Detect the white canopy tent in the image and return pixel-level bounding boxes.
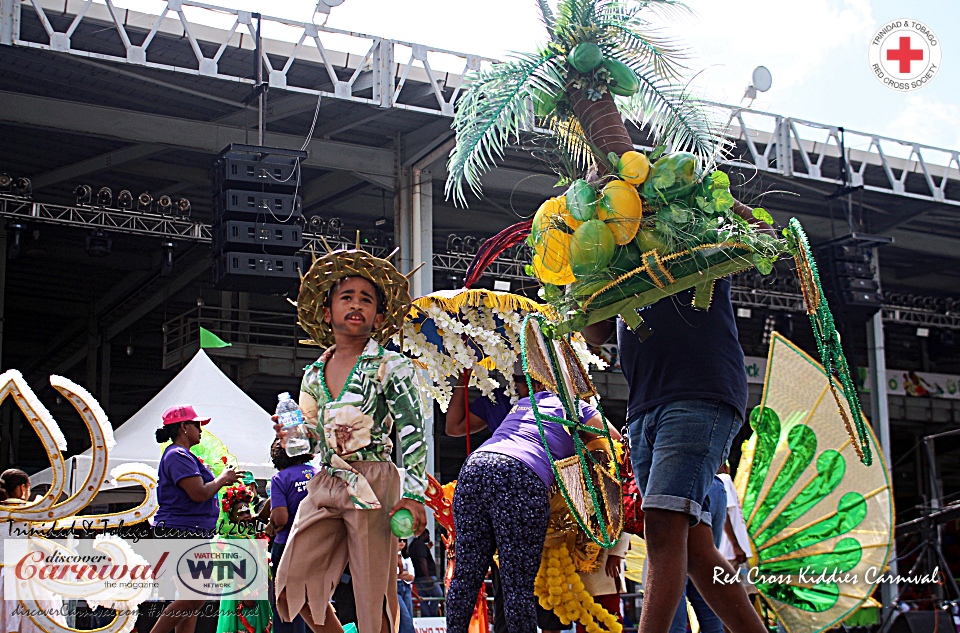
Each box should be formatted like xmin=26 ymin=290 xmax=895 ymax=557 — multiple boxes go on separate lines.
xmin=33 ymin=350 xmax=277 ymax=493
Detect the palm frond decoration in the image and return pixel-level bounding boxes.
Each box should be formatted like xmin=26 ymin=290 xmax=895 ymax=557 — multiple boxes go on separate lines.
xmin=445 ymin=52 xmax=566 ymax=204
xmin=445 ymin=0 xmax=723 ymax=205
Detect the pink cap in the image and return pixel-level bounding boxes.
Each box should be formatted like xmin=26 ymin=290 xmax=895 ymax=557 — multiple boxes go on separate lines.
xmin=161 ymin=404 xmax=211 ymax=426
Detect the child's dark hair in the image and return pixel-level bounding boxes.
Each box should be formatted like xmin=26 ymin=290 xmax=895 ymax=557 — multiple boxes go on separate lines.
xmin=0 ymin=469 xmax=29 ymax=499
xmin=155 ymin=424 xmax=184 ymax=444
xmin=324 ymin=276 xmax=386 ymax=314
xmin=271 ymin=438 xmax=313 ymax=470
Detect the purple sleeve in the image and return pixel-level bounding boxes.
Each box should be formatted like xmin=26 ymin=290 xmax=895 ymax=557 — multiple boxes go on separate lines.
xmin=578 ymin=401 xmax=600 ymax=424
xmin=167 ymin=448 xmax=203 ymax=485
xmin=270 ymin=472 xmax=289 ymax=509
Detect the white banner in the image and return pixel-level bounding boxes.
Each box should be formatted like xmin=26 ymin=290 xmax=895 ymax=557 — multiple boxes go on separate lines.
xmin=413 ymin=617 xmax=446 ymax=633
xmin=3 ymin=537 xmax=268 ymax=603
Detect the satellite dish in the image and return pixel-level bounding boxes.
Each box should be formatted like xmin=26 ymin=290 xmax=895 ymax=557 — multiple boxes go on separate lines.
xmin=751 ymin=66 xmax=773 ymax=93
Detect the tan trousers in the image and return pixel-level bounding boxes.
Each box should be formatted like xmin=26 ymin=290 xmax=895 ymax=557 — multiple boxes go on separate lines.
xmin=276 ymin=461 xmax=400 ymax=633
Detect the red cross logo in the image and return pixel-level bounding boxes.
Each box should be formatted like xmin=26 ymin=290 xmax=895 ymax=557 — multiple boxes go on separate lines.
xmin=886 ymin=36 xmax=924 ymax=73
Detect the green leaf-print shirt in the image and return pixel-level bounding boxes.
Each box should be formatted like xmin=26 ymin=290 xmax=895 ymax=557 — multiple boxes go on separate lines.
xmin=300 ymin=338 xmax=427 ymax=509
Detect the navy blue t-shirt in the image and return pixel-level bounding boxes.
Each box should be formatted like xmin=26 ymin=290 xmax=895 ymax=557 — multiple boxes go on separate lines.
xmin=617 ymin=277 xmax=748 ymax=421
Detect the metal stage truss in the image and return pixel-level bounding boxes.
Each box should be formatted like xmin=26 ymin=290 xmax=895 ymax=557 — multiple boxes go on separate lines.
xmin=3 ymin=193 xmax=959 ymax=329
xmin=3 ymin=0 xmax=960 ymax=209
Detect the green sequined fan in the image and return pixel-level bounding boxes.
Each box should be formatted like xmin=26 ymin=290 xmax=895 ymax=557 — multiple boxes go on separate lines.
xmin=734 ymin=334 xmax=893 ymax=633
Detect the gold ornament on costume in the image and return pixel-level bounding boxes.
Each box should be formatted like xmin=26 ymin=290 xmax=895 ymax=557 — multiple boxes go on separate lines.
xmin=0 ymin=370 xmax=159 ymax=633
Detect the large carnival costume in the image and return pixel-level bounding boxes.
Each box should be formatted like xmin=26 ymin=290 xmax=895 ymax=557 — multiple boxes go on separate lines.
xmin=435 ymin=1 xmax=884 ymax=631
xmin=275 ymin=246 xmax=427 ymax=633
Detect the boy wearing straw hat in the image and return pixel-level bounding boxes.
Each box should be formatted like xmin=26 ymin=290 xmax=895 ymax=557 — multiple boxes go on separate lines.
xmin=275 ymin=247 xmax=428 ymax=633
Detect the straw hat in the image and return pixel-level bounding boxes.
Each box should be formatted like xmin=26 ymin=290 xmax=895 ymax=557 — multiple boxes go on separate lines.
xmin=297 ymin=245 xmax=414 ymax=348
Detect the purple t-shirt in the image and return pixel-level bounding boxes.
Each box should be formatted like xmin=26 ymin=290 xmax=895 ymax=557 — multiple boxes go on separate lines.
xmin=270 ymin=464 xmax=315 ymax=544
xmin=154 ymin=444 xmax=219 ymax=531
xmin=470 ymin=389 xmax=513 ymax=429
xmin=475 ymin=392 xmax=599 ymax=490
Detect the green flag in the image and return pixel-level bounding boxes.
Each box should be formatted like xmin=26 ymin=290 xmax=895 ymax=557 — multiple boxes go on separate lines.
xmin=200 ymin=327 xmax=231 ymax=349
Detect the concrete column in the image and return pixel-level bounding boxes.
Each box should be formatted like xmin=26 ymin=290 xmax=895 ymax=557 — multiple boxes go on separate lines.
xmin=411 ymin=167 xmax=433 ymax=299
xmin=395 ymin=166 xmax=413 ymax=275
xmin=867 ymin=305 xmax=897 ymax=616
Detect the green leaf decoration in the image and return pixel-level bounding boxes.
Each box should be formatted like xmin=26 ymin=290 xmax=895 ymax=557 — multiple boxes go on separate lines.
xmin=709 ymin=170 xmax=731 ymax=190
xmin=753 ymin=253 xmax=774 ymax=275
xmin=752 ymin=207 xmax=774 ymax=225
xmin=651 ymin=168 xmax=676 ymax=190
xmin=711 ymin=189 xmax=735 ymax=212
xmin=649 ymin=145 xmax=667 ymax=161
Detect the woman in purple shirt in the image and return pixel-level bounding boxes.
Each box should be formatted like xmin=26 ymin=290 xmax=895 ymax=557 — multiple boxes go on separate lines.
xmin=150 ymin=405 xmax=240 ymax=633
xmin=444 ymin=383 xmax=619 ymax=633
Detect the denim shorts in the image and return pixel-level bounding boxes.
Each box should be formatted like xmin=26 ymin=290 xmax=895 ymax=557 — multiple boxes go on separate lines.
xmin=629 ymin=399 xmax=743 ymax=526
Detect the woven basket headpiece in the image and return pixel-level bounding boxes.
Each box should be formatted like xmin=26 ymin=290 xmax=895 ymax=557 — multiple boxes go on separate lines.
xmin=297 ymin=248 xmax=412 ymax=348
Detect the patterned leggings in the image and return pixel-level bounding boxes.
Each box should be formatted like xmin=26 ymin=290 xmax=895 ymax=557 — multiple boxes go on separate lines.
xmin=446 ymin=451 xmax=550 ymax=633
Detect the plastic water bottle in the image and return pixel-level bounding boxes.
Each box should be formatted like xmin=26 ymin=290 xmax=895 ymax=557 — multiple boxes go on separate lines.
xmin=277 ymin=393 xmax=309 ymax=457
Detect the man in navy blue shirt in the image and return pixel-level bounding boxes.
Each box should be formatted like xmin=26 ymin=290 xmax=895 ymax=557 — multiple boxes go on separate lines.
xmin=584 ymin=204 xmax=768 ymax=633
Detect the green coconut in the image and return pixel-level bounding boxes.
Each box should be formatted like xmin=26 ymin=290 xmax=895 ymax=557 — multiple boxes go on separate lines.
xmin=566 ymin=179 xmax=599 ymax=222
xmin=602 ymin=58 xmax=640 ymax=96
xmin=569 ymin=219 xmax=616 ymax=278
xmin=568 ymin=43 xmax=603 ymax=73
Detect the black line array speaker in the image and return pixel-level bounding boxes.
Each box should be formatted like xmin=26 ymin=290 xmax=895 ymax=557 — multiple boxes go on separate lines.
xmin=818 ymin=240 xmax=883 ymax=323
xmin=212 ymin=144 xmax=307 ymax=292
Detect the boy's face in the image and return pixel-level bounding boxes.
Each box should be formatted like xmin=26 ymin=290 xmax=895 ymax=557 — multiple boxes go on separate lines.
xmin=323 ymin=276 xmax=384 ymax=339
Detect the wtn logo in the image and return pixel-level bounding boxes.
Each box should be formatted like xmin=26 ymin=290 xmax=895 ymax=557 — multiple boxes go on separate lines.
xmin=185 ymin=560 xmax=247 ymax=581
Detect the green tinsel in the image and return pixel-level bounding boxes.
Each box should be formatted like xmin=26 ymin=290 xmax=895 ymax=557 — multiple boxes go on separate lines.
xmin=787 ymin=218 xmax=872 ymax=466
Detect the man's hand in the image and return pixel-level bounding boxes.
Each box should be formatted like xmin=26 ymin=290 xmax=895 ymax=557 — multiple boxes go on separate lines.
xmin=390 ymin=498 xmax=427 ymax=535
xmin=733 ymin=544 xmax=748 ymax=566
xmin=605 ymin=554 xmax=623 ymax=580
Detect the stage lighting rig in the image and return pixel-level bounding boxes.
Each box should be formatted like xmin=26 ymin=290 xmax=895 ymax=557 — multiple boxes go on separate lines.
xmin=117 ymin=190 xmax=134 ymax=210
xmin=308 ymin=216 xmax=325 ymax=233
xmin=0 ymin=174 xmax=11 ymax=191
xmin=138 ymin=192 xmax=153 ymax=211
xmin=75 ymin=185 xmax=92 ymax=205
xmin=12 ymin=177 xmax=31 ymax=197
xmin=446 ymin=234 xmax=462 ymax=254
xmin=177 ymin=198 xmax=192 ymax=218
xmin=326 ymin=217 xmax=342 ymax=238
xmin=97 ymin=187 xmax=112 ymax=207
xmin=158 ymin=195 xmax=173 ymax=214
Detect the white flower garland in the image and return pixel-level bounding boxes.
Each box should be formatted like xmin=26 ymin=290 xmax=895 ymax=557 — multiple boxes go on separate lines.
xmin=394 ymin=306 xmax=605 ymax=411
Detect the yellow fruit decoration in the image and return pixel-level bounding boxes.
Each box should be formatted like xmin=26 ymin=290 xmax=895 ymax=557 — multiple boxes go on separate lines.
xmin=533 ymin=230 xmax=576 ymax=286
xmin=532 ymin=197 xmax=581 ymax=245
xmin=598 ymin=180 xmax=643 ymax=245
xmin=617 ymin=150 xmax=650 ymax=185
